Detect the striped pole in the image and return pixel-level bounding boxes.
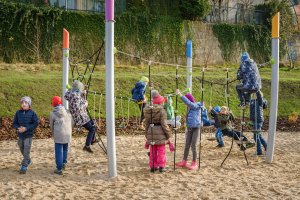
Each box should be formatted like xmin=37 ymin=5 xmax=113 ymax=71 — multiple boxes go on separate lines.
xmin=62 ymin=28 xmax=69 ymax=110
xmin=105 ymin=0 xmax=117 ymax=178
xmin=186 ymin=40 xmax=192 ymax=92
xmin=266 ymin=12 xmax=280 ymax=163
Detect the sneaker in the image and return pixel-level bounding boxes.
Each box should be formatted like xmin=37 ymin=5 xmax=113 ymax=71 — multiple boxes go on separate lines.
xmin=238 ymin=102 xmax=246 ymax=107
xmin=175 ymin=160 xmax=187 ymax=167
xmin=54 ymin=169 xmax=63 ymax=175
xmin=186 ymin=161 xmax=198 ymax=170
xmin=216 ymin=144 xmax=224 ymax=148
xmin=246 ymin=142 xmax=255 ymax=149
xmin=62 ymin=163 xmax=67 ymax=170
xmin=83 ymin=145 xmax=93 ymax=153
xmin=159 ymin=167 xmax=167 ymax=173
xmin=19 ymin=165 xmax=27 ymax=174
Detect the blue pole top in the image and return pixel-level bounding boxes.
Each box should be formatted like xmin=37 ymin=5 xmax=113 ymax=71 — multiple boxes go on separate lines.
xmin=186 ymin=40 xmax=192 ymax=58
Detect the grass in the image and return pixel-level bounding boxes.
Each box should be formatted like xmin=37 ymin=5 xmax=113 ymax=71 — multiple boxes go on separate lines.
xmin=0 ymin=63 xmax=300 ymax=119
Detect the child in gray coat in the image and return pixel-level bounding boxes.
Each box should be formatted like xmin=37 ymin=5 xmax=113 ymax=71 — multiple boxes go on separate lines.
xmin=50 ymin=96 xmax=73 ymax=175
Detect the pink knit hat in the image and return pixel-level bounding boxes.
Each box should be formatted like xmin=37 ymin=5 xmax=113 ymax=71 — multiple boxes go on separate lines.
xmin=185 ymin=93 xmax=195 ymax=103
xmin=153 ymin=95 xmax=165 ymax=105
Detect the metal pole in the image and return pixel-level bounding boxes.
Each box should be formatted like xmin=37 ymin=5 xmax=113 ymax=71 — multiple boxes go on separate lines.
xmin=186 ymin=40 xmax=192 ymax=92
xmin=105 ymin=0 xmax=117 ymax=178
xmin=62 ymin=28 xmax=69 ymax=110
xmin=266 ymin=12 xmax=280 ymax=163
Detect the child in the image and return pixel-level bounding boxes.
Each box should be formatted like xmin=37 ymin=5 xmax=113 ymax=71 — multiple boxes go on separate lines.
xmin=50 ymin=96 xmax=73 ymax=175
xmin=236 ymin=52 xmax=262 ymax=107
xmin=175 ymin=90 xmax=202 ymax=170
xmin=210 ymin=106 xmax=224 ymax=148
xmin=216 ymin=106 xmax=255 ymax=150
xmin=131 ymin=76 xmax=149 ymax=130
xmin=13 ymin=96 xmax=39 ymax=174
xmin=144 ymin=93 xmax=172 ymax=173
xmin=64 ymin=80 xmax=96 ymax=153
xmin=249 ymin=91 xmax=268 ymax=156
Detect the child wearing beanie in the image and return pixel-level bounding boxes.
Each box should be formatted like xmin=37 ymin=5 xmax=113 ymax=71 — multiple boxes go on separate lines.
xmin=50 ymin=96 xmax=73 ymax=175
xmin=65 ymin=80 xmax=97 ymax=153
xmin=175 ymin=90 xmax=202 ymax=170
xmin=143 ymin=91 xmax=173 ymax=173
xmin=13 ymin=96 xmax=39 ymax=174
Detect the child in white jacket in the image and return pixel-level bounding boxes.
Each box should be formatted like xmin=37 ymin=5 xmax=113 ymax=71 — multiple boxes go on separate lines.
xmin=50 ymin=96 xmax=73 ymax=175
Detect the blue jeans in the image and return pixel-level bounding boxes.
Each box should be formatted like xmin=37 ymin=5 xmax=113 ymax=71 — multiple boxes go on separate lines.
xmin=55 ymin=143 xmax=68 ymax=171
xmin=253 ymin=122 xmax=267 ymax=155
xmin=215 ymin=128 xmax=224 ymax=146
xmin=83 ymin=120 xmax=96 ymax=146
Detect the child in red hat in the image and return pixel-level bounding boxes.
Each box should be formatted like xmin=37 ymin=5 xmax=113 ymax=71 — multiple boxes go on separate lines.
xmin=50 ymin=96 xmax=73 ymax=175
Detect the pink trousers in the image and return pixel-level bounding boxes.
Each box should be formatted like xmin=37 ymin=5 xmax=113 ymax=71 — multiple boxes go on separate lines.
xmin=149 ymin=144 xmax=166 ymax=168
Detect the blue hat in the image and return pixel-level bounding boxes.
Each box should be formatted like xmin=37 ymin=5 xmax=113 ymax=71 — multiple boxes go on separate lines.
xmin=213 ymin=106 xmax=221 ymax=113
xmin=241 ymin=52 xmax=250 ymax=63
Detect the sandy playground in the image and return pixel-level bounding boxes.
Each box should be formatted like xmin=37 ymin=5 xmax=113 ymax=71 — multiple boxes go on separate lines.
xmin=0 ymin=131 xmax=299 ymax=200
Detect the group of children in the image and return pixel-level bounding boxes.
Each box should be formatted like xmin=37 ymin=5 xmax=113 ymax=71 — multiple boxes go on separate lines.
xmin=131 ymin=52 xmax=268 ymax=173
xmin=13 ymin=52 xmax=267 ymax=175
xmin=13 ymin=80 xmax=97 ymax=175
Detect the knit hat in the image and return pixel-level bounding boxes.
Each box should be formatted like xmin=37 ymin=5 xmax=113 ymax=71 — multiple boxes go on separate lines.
xmin=72 ymin=80 xmax=84 ymax=92
xmin=52 ymin=96 xmax=62 ymax=107
xmin=153 ymin=95 xmax=165 ymax=105
xmin=21 ymin=96 xmax=32 ymax=107
xmin=213 ymin=106 xmax=221 ymax=113
xmin=140 ymin=76 xmax=149 ymax=83
xmin=151 ymin=90 xmax=159 ymax=98
xmin=241 ymin=52 xmax=250 ymax=63
xmin=185 ymin=93 xmax=195 ymax=103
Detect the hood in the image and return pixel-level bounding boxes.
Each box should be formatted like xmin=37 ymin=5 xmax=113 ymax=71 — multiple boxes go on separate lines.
xmin=53 ymin=105 xmax=67 ymax=118
xmin=135 ymin=81 xmax=146 ymax=89
xmin=144 ymin=104 xmax=163 ymax=115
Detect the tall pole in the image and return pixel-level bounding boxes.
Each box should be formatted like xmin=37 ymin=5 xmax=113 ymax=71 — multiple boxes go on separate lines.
xmin=266 ymin=12 xmax=280 ymax=163
xmin=62 ymin=28 xmax=69 ymax=110
xmin=186 ymin=40 xmax=192 ymax=92
xmin=105 ymin=0 xmax=117 ymax=178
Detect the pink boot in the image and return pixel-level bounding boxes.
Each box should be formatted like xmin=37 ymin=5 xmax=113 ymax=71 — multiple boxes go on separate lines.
xmin=175 ymin=160 xmax=187 ymax=167
xmin=186 ymin=161 xmax=198 ymax=170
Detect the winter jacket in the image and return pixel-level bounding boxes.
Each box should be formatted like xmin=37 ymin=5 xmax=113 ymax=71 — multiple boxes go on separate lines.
xmin=201 ymin=107 xmax=211 ymax=126
xmin=13 ymin=109 xmax=39 ymax=139
xmin=64 ymin=90 xmax=90 ymax=127
xmin=50 ymin=105 xmax=73 ymax=144
xmin=217 ymin=111 xmax=235 ymax=131
xmin=237 ymin=59 xmax=261 ymax=92
xmin=250 ymin=97 xmax=268 ymax=123
xmin=163 ymin=96 xmax=175 ymax=120
xmin=131 ymin=81 xmax=147 ymax=102
xmin=210 ymin=109 xmax=220 ymax=128
xmin=144 ymin=104 xmax=172 ymax=145
xmin=181 ymin=96 xmax=202 ymax=128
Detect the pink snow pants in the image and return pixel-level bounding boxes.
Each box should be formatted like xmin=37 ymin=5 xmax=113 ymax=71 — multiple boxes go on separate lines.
xmin=149 ymin=144 xmax=166 ymax=168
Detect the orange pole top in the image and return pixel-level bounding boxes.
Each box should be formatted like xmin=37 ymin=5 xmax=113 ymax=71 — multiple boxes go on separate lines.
xmin=63 ymin=28 xmax=69 ymax=48
xmin=272 ymin=12 xmax=280 ymax=38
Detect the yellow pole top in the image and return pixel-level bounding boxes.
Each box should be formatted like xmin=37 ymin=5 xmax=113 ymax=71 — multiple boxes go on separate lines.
xmin=272 ymin=12 xmax=280 ymax=38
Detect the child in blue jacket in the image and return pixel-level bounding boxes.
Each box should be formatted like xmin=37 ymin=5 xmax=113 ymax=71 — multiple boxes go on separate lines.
xmin=236 ymin=52 xmax=262 ymax=107
xmin=249 ymin=91 xmax=268 ymax=156
xmin=131 ymin=76 xmax=149 ymax=129
xmin=13 ymin=96 xmax=39 ymax=174
xmin=175 ymin=90 xmax=202 ymax=170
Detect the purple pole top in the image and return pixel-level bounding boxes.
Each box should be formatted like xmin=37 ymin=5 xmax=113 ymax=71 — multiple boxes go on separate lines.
xmin=105 ymin=0 xmax=114 ymax=21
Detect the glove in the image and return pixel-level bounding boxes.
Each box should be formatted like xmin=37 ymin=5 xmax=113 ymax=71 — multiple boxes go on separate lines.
xmin=66 ymin=84 xmax=71 ymax=90
xmin=144 ymin=141 xmax=149 ymax=149
xmin=168 ymin=141 xmax=175 ymax=152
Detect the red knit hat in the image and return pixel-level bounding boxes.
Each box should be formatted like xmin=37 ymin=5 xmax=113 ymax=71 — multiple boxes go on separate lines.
xmin=52 ymin=96 xmax=62 ymax=107
xmin=153 ymin=95 xmax=165 ymax=105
